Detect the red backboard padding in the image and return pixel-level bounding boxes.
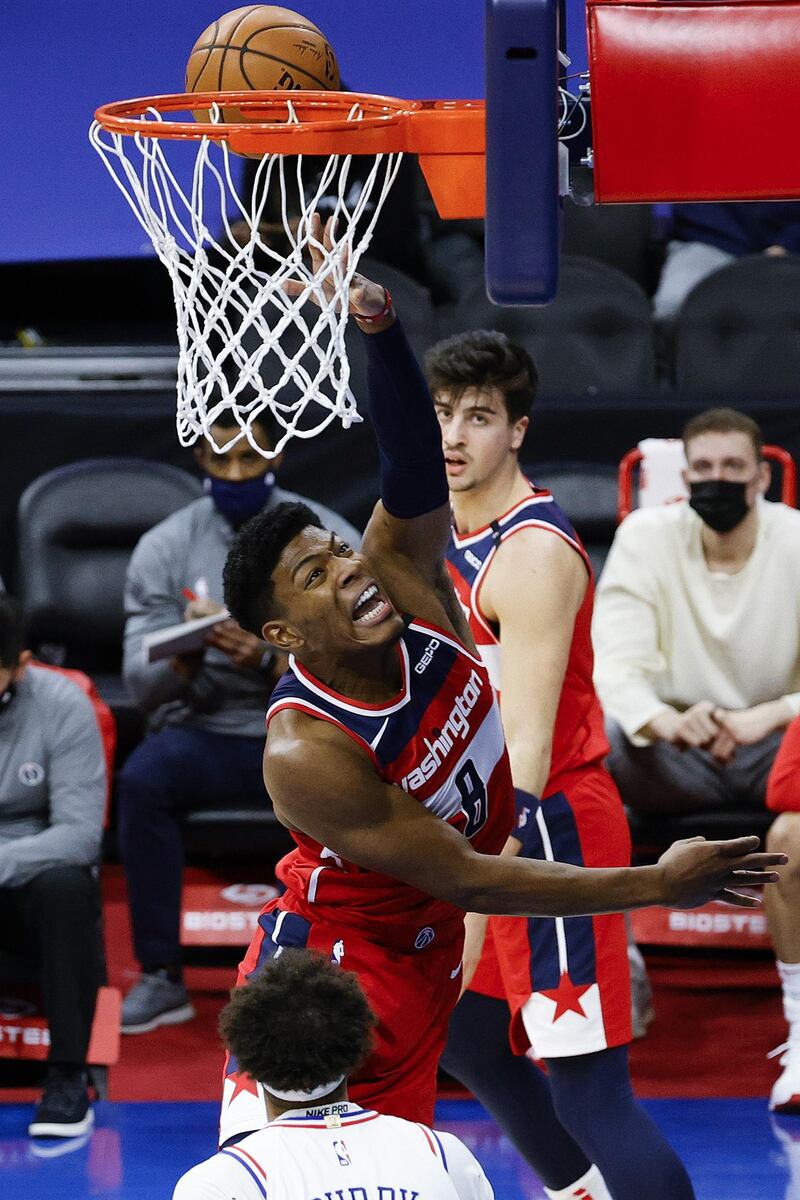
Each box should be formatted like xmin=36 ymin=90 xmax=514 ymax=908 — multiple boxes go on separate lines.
xmin=587 ymin=0 xmax=800 ymax=203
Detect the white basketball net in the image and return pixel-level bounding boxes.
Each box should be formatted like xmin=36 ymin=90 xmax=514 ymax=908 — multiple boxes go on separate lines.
xmin=89 ymin=101 xmax=403 ymax=457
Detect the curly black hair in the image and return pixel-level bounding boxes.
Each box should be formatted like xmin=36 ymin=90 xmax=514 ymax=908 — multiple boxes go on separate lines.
xmin=424 ymin=329 xmax=538 ymax=424
xmin=218 ymin=950 xmax=376 ymax=1093
xmin=222 ymin=500 xmax=324 ymax=635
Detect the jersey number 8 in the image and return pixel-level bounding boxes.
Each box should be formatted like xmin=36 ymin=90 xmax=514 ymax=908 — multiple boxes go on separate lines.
xmin=456 ymin=759 xmax=488 ymax=838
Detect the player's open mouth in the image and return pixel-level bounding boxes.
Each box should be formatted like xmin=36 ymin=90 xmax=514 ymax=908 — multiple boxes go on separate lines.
xmin=352 ymin=583 xmax=392 ymax=626
xmin=445 ymin=455 xmax=468 ymax=475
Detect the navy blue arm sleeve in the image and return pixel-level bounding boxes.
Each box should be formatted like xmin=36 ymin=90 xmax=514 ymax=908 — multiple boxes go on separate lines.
xmin=363 ymin=318 xmax=449 ymax=520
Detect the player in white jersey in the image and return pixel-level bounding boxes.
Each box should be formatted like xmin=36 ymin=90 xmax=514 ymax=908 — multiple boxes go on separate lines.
xmin=173 ymin=951 xmax=493 ymax=1200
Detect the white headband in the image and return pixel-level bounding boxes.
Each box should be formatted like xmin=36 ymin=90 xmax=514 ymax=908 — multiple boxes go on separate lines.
xmin=265 ymin=1076 xmax=346 ymax=1103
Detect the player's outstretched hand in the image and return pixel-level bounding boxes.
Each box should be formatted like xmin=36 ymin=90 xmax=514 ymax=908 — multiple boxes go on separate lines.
xmin=657 ymin=835 xmax=786 ymax=909
xmin=282 ymin=211 xmax=388 ymax=319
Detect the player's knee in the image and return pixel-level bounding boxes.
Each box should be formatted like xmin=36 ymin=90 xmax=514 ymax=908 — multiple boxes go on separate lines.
xmin=547 ymin=1047 xmax=634 ymax=1134
xmin=768 ymin=813 xmax=800 ymax=875
xmin=548 ymin=1086 xmax=594 ymax=1148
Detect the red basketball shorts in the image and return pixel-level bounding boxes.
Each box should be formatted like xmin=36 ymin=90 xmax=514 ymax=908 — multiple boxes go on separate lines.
xmin=767 ymin=715 xmax=800 ymax=812
xmin=218 ymin=896 xmax=465 ymax=1146
xmin=490 ymin=766 xmax=633 ymax=1058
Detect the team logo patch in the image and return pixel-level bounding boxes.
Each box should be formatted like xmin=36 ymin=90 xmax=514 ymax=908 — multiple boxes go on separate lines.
xmin=18 ymin=762 xmax=44 ymax=787
xmin=332 ymin=1138 xmax=351 ymax=1164
xmin=414 ymin=926 xmax=436 ymax=950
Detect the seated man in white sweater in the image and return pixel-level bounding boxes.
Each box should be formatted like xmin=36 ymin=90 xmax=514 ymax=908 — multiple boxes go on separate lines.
xmin=592 ymin=406 xmax=800 ymax=1112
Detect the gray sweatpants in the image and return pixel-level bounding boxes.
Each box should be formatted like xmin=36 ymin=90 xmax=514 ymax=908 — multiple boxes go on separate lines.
xmin=606 ymin=719 xmax=782 ymax=814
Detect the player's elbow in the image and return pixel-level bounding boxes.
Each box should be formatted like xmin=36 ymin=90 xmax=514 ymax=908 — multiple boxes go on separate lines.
xmin=421 ymin=857 xmax=487 ymax=912
xmin=507 ymin=736 xmax=552 ymax=795
xmin=436 ymin=860 xmax=506 ymax=914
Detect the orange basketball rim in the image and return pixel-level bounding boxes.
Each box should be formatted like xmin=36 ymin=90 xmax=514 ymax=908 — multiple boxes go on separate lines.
xmin=92 ymin=90 xmax=487 ymax=221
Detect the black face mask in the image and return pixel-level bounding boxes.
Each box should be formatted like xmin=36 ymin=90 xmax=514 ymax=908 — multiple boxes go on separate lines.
xmin=0 ymin=683 xmax=16 ymax=712
xmin=688 ymin=479 xmax=751 ymax=534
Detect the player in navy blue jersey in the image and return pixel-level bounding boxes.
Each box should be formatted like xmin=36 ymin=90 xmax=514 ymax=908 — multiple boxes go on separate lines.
xmin=219 ymin=214 xmax=785 ymax=1147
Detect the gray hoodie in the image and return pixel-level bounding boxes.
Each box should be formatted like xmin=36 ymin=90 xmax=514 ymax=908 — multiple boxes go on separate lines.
xmin=123 ymin=489 xmax=361 ymax=737
xmin=0 ymin=666 xmax=105 ymax=887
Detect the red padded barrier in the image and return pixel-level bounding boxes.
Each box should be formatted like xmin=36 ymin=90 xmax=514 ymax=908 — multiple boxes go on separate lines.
xmin=587 ymin=0 xmax=800 ymax=202
xmin=180 ymin=872 xmax=279 ymax=946
xmin=631 ymin=901 xmax=771 ymax=948
xmin=0 ymin=986 xmax=120 ymax=1064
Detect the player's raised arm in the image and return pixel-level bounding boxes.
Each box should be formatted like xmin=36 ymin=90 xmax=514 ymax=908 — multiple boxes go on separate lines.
xmin=354 ymin=291 xmax=451 ymax=584
xmin=266 ymin=714 xmax=786 ymax=918
xmin=287 ymin=214 xmax=451 ymax=585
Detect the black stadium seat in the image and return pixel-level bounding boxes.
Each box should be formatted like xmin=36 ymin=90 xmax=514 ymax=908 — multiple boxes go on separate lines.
xmin=438 ymin=256 xmax=657 ymax=400
xmin=674 ymin=253 xmax=800 ymax=397
xmin=561 ymin=200 xmax=660 ymax=294
xmin=16 ymin=458 xmax=202 ymax=759
xmin=525 ymin=461 xmax=619 ymax=578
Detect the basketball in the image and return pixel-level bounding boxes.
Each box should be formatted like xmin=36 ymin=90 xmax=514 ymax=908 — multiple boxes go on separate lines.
xmin=186 ymin=5 xmax=340 ymax=123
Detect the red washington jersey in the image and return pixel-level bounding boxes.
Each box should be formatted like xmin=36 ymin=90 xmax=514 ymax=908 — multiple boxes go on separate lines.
xmin=446 ymin=485 xmax=610 ymax=788
xmin=265 ymin=616 xmax=514 ymax=936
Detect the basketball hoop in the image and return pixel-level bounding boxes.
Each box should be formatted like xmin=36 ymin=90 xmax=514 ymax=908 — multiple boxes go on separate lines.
xmin=89 ymin=91 xmax=485 ymax=457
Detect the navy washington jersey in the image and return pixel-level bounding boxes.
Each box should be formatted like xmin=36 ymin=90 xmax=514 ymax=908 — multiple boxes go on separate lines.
xmin=446 ymin=486 xmax=609 ymax=787
xmin=265 ymin=617 xmax=514 ymax=930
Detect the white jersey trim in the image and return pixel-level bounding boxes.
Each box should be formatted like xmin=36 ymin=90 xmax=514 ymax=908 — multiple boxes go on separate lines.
xmin=450 ymin=492 xmax=555 ymax=549
xmin=265 ymin=697 xmax=378 ymax=763
xmin=287 ymin=641 xmax=412 ymax=717
xmin=495 ymin=516 xmax=584 ymax=557
xmin=406 ymin=618 xmax=485 ymax=669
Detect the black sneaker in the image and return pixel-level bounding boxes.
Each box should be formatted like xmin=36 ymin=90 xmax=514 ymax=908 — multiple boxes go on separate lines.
xmin=28 ymin=1065 xmax=95 ymax=1138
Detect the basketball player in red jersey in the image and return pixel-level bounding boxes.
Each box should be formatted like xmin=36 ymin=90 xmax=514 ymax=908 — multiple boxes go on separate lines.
xmin=430 ymin=330 xmax=697 ymax=1200
xmin=219 ymin=216 xmax=783 ymax=1152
